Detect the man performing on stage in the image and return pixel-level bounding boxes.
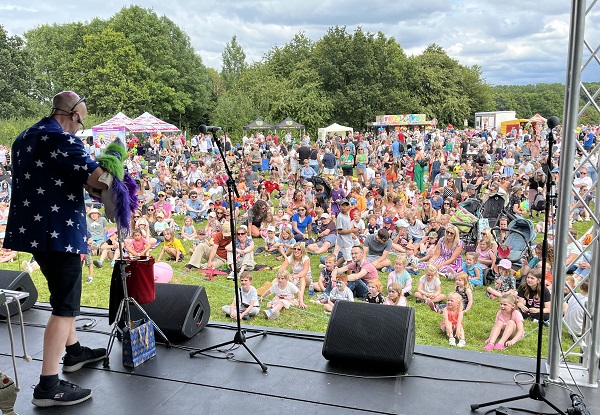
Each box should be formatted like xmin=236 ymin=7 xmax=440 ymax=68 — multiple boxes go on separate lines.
xmin=4 ymin=91 xmax=108 ymax=407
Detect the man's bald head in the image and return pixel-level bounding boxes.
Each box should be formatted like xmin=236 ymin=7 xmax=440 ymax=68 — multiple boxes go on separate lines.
xmin=50 ymin=91 xmax=87 ymax=133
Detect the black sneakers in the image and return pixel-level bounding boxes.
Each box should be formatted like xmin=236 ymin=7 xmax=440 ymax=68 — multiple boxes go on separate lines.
xmin=62 ymin=346 xmax=106 ymax=373
xmin=32 ymin=380 xmax=92 ymax=407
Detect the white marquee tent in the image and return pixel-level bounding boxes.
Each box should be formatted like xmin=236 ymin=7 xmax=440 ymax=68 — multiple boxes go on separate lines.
xmin=318 ymin=123 xmax=354 ymax=141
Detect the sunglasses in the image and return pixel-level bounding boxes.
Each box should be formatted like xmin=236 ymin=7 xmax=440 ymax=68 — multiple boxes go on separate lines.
xmin=446 ymin=231 xmax=455 ymax=235
xmin=147 ymin=209 xmax=155 ymax=211
xmin=158 ymin=195 xmax=166 ymax=197
xmin=68 ymin=95 xmax=86 ymax=113
xmin=134 ymin=216 xmax=141 ymax=219
xmin=237 ymin=232 xmax=247 ymax=235
xmin=293 ymin=248 xmax=302 ymax=251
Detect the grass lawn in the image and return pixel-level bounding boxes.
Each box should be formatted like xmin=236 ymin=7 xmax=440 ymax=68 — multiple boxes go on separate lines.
xmin=5 ymin=211 xmax=590 ymax=360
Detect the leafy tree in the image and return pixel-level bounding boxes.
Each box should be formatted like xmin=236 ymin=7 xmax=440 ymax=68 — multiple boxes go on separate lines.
xmin=0 ymin=25 xmax=44 ymax=118
xmin=221 ymin=35 xmax=247 ymax=91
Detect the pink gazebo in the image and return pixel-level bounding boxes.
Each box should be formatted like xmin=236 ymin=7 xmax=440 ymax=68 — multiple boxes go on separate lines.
xmin=133 ymin=112 xmax=180 ymax=132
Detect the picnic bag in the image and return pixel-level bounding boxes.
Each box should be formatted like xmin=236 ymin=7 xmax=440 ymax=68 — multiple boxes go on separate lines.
xmin=122 ymin=319 xmax=156 ymax=368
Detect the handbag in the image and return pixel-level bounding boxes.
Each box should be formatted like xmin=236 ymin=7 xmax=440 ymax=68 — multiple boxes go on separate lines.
xmin=122 ymin=319 xmax=156 ymax=368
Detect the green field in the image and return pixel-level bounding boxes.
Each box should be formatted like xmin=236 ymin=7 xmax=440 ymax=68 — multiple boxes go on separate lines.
xmin=4 ymin=216 xmax=588 ymax=359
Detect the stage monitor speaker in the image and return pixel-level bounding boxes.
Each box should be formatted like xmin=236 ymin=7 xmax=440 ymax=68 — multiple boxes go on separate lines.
xmin=322 ymin=301 xmax=415 ymax=371
xmin=0 ymin=270 xmax=39 ymax=318
xmin=130 ymin=283 xmax=210 ymax=342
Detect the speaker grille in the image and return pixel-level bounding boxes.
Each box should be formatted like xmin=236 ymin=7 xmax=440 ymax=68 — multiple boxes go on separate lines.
xmin=322 ymin=301 xmax=415 ymax=371
xmin=129 ymin=283 xmax=210 ymax=342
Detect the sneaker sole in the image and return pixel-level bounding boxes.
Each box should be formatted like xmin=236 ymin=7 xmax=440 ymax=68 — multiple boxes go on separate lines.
xmin=62 ymin=355 xmax=105 ymax=373
xmin=32 ymin=392 xmax=92 ymax=407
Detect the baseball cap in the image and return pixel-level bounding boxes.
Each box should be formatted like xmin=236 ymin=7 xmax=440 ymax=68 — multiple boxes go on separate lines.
xmin=339 ymin=198 xmax=350 ymax=205
xmin=267 ymin=225 xmax=276 ymax=232
xmin=498 ymin=259 xmax=512 ymax=269
xmin=395 ymin=219 xmax=409 ymax=228
xmin=427 ymin=231 xmax=438 ymax=238
xmin=320 ymin=213 xmax=330 ymax=219
xmin=384 ymin=217 xmax=393 ymax=224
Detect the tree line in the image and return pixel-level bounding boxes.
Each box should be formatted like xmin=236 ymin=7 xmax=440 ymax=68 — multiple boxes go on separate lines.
xmin=1 ymin=5 xmax=597 ymax=145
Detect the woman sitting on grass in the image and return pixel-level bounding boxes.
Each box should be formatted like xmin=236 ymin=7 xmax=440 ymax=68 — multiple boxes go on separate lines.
xmin=278 ymin=242 xmax=312 ymax=309
xmin=422 ymin=224 xmax=464 ymax=279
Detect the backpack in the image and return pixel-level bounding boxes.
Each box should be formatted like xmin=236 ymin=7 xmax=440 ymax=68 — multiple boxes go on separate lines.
xmin=532 ymin=192 xmax=545 ymax=211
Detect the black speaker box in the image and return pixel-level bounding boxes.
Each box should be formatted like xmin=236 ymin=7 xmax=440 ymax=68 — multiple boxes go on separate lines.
xmin=129 ymin=283 xmax=210 ymax=342
xmin=0 ymin=270 xmax=39 ymax=318
xmin=322 ymin=301 xmax=415 ymax=371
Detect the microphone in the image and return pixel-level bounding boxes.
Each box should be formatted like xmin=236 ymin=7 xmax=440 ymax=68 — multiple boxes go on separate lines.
xmin=547 ymin=116 xmax=560 ymax=129
xmin=199 ymin=125 xmax=222 ymax=134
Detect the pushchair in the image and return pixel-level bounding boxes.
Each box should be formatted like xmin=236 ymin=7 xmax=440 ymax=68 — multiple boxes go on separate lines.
xmin=307 ymin=176 xmax=332 ymax=199
xmin=450 ymin=198 xmax=482 ymax=251
xmin=486 ymin=217 xmax=536 ymax=284
xmin=481 ymin=190 xmax=509 ymax=229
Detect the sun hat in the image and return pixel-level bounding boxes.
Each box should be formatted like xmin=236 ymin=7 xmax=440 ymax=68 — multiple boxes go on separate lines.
xmin=107 ymin=227 xmax=118 ymax=237
xmin=498 ymin=259 xmax=512 ymax=269
xmin=88 ymin=208 xmax=100 ymax=216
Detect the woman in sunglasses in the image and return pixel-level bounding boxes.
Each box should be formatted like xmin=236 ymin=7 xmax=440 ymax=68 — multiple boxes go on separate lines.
xmin=423 ymin=224 xmax=464 ymax=279
xmin=278 ymin=242 xmax=312 ymax=309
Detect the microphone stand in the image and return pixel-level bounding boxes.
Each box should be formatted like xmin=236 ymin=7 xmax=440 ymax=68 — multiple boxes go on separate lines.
xmin=190 ymin=129 xmax=268 ymax=372
xmin=471 ymin=116 xmax=565 ymax=414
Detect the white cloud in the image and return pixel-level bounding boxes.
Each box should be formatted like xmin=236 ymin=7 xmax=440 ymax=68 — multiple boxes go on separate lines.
xmin=1 ymin=0 xmax=596 ymax=85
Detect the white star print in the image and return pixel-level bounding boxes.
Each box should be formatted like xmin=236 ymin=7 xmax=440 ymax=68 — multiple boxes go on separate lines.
xmin=24 ymin=172 xmax=31 ymax=179
xmin=36 ymin=187 xmax=45 ymax=195
xmin=35 ymin=160 xmax=44 ymax=168
xmin=65 ymin=245 xmax=73 ymax=252
xmin=62 ymin=131 xmax=70 ymax=136
xmin=26 ymin=146 xmax=32 ymax=152
xmin=50 ymin=231 xmax=59 ymax=238
xmin=55 ymin=179 xmax=64 ymax=186
xmin=76 ymin=249 xmax=80 ymax=254
xmin=50 ymin=151 xmax=58 ymax=158
xmin=33 ymin=214 xmax=42 ymax=221
xmin=23 ymin=200 xmax=30 ymax=207
xmin=67 ymin=194 xmax=76 ymax=201
xmin=18 ymin=227 xmax=26 ymax=233
xmin=41 ymin=135 xmax=49 ymax=141
xmin=16 ymin=150 xmax=20 ymax=157
xmin=66 ymin=219 xmax=74 ymax=226
xmin=31 ymin=241 xmax=39 ymax=248
xmin=50 ymin=205 xmax=60 ymax=212
xmin=38 ymin=125 xmax=45 ymax=130
xmin=73 ymin=164 xmax=82 ymax=171
xmin=68 ymin=137 xmax=76 ymax=144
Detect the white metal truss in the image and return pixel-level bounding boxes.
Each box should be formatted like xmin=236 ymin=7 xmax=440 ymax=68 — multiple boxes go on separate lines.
xmin=548 ymin=0 xmax=600 ymax=387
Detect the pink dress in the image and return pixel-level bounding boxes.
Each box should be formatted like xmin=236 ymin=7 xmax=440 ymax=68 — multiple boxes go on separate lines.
xmin=432 ymin=239 xmax=464 ymax=277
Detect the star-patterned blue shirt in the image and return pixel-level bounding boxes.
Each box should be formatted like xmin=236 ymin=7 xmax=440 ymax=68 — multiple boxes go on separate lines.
xmin=5 ymin=117 xmax=100 ymax=255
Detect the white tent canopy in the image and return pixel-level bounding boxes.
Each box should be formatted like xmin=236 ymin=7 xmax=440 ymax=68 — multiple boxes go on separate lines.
xmin=318 ymin=123 xmax=353 ymax=141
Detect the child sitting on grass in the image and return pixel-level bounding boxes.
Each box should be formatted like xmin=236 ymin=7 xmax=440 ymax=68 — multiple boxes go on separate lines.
xmin=221 ymin=271 xmax=260 ymax=320
xmin=314 ymin=253 xmax=337 ymax=300
xmin=324 ymin=274 xmax=354 ymax=314
xmin=366 ymin=279 xmax=385 ymax=304
xmin=260 ymin=269 xmax=299 ymax=320
xmin=458 ymin=252 xmax=484 ymax=286
xmin=384 ymin=282 xmax=406 ymax=306
xmin=484 ymin=293 xmax=524 ymax=351
xmin=441 ymin=292 xmax=466 ymax=347
xmin=415 ymin=264 xmax=446 ymax=312
xmin=386 ymin=256 xmax=413 ymax=298
xmin=157 ymin=228 xmax=185 ymax=262
xmin=487 ymin=259 xmax=517 ymax=299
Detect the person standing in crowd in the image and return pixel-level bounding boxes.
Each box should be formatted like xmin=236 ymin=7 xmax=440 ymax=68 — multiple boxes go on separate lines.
xmin=5 ymin=91 xmax=107 ymax=407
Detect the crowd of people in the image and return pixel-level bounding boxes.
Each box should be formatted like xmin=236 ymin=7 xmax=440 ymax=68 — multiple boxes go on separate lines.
xmin=0 ymin=108 xmax=597 ymax=408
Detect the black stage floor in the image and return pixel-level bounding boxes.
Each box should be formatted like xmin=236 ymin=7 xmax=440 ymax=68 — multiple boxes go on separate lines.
xmin=1 ymin=304 xmax=599 ymax=415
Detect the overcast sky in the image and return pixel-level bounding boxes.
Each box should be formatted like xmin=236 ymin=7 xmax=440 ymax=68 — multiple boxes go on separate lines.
xmin=1 ymin=0 xmax=598 ymax=86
